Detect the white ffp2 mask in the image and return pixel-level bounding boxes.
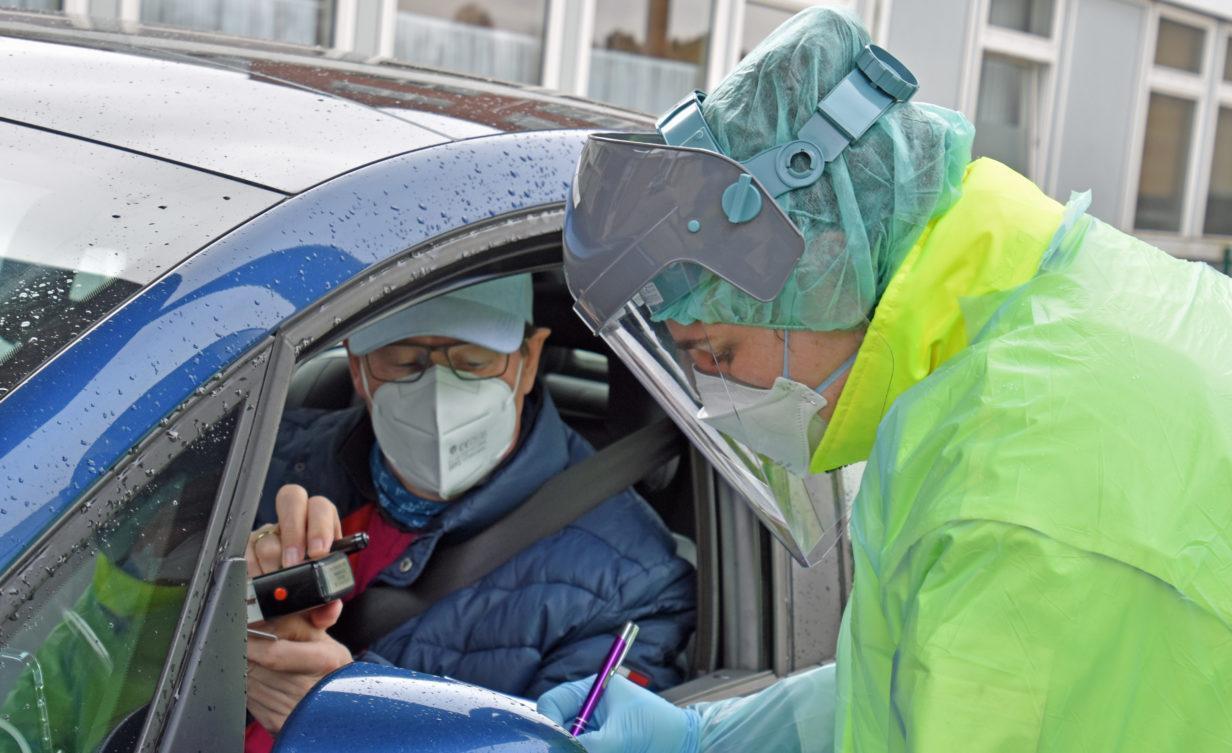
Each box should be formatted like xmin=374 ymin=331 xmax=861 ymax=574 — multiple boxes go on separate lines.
xmin=363 ymin=362 xmax=522 ymax=500
xmin=692 ymin=334 xmax=855 ymax=476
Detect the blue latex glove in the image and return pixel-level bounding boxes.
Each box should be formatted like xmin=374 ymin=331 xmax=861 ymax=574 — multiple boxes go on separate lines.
xmin=536 ymin=675 xmax=700 ymax=753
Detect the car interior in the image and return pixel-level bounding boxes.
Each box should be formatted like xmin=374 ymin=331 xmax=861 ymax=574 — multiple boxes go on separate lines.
xmin=278 ymin=268 xmax=713 ymax=684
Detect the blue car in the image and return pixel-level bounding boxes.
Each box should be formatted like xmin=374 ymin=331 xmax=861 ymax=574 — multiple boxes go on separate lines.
xmin=0 ymin=9 xmax=856 ymax=753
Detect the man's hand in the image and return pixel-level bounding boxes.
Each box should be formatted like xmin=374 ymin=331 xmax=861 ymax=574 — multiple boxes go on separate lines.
xmin=245 ymin=484 xmax=350 ymax=734
xmin=246 ymin=484 xmax=343 ymax=575
xmin=247 ymin=610 xmax=353 ymax=734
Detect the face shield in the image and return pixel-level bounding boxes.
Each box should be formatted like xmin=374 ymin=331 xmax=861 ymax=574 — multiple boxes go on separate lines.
xmin=563 ymin=45 xmax=917 ymax=566
xmin=598 ymin=295 xmax=860 ymax=565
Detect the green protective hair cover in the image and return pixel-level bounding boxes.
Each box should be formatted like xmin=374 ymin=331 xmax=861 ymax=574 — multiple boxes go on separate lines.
xmin=654 ymin=7 xmax=973 ymax=332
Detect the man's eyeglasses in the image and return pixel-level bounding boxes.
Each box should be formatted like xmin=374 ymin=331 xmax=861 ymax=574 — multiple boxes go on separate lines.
xmin=364 ymin=341 xmax=514 ymax=383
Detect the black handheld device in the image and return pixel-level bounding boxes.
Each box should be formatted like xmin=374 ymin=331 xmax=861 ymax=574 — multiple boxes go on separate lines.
xmin=246 ymin=532 xmax=369 ymax=624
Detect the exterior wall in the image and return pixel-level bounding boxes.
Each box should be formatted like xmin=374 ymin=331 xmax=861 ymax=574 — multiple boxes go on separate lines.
xmin=884 ymin=0 xmax=974 ymax=110
xmin=1051 ymin=0 xmax=1150 ymax=224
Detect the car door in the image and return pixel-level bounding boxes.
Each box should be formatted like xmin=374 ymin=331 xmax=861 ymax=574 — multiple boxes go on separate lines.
xmin=0 ymin=343 xmax=272 ymax=753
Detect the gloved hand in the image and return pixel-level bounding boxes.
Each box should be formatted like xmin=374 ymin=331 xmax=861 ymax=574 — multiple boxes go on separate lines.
xmin=536 ymin=675 xmax=700 ymax=753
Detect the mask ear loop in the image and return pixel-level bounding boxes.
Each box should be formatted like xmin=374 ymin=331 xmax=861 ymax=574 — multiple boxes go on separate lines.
xmin=359 ymin=355 xmax=375 ymax=400
xmin=814 ymin=352 xmax=858 ymax=395
xmin=782 ymin=329 xmax=792 ymax=379
xmin=783 ymin=328 xmax=858 ymax=395
xmin=509 ymin=352 xmax=526 ymax=396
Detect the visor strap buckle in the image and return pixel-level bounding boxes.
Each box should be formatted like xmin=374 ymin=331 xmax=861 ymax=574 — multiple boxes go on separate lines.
xmin=721 ymin=174 xmax=763 ymax=224
xmin=656 ymin=45 xmax=919 ymax=226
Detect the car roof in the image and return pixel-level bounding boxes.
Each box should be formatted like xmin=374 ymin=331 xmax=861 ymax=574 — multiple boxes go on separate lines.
xmin=0 ymin=9 xmax=650 ymax=194
xmin=0 ymin=129 xmax=590 ymax=571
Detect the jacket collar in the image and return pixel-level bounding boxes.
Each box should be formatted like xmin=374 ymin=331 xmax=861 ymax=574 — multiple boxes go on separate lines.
xmin=811 ymin=159 xmax=1067 ymax=472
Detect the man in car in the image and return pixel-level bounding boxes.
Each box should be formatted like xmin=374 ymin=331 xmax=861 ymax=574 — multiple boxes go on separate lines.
xmin=241 ymin=275 xmax=696 ymax=748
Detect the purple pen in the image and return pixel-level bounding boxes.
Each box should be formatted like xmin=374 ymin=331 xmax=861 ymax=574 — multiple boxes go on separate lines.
xmin=569 ymin=621 xmax=640 ymax=736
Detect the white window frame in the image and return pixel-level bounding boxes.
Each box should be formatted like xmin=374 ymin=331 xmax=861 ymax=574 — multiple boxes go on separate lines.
xmin=960 ymin=0 xmax=1066 ymax=184
xmin=1122 ymin=3 xmax=1230 ymax=252
xmin=1198 ymin=25 xmax=1232 ymax=240
xmin=542 ymin=0 xmax=594 ymax=94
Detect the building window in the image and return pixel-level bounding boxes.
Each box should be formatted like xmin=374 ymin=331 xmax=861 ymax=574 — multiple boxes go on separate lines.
xmin=969 ymin=0 xmax=1059 ymax=181
xmin=0 ymin=0 xmax=60 ymax=9
xmin=1136 ymin=93 xmax=1197 ymax=232
xmin=1154 ymin=18 xmax=1206 ymax=74
xmin=973 ymin=55 xmax=1040 ymax=177
xmin=740 ymin=2 xmax=794 ymax=61
xmin=1204 ymin=106 xmax=1232 ymax=236
xmin=588 ymin=0 xmax=714 ymax=114
xmin=1131 ymin=10 xmax=1220 ymax=236
xmin=393 ymin=1 xmax=547 ymax=85
xmin=140 ymin=0 xmax=336 ymax=47
xmin=1225 ymin=34 xmax=1232 ymax=82
xmin=987 ymin=0 xmax=1054 ymax=38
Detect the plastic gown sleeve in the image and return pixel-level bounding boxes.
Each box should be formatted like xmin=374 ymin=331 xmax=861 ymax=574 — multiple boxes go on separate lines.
xmin=839 ymin=517 xmax=1232 ymax=751
xmin=691 ymin=664 xmax=837 ymax=753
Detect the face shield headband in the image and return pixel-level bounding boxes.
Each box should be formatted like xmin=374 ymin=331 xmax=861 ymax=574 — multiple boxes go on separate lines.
xmin=563 ymin=44 xmax=918 ymax=334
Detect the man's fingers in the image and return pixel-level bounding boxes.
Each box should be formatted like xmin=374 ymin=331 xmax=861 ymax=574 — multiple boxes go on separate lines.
xmin=248 ymin=663 xmax=331 ymax=734
xmin=245 ymin=535 xmax=261 ymax=578
xmin=248 ymin=633 xmax=351 ymax=675
xmin=248 ymin=663 xmax=315 ymax=699
xmin=247 ymin=669 xmax=301 ymax=734
xmin=307 ymin=600 xmax=343 ymax=631
xmin=275 ymin=484 xmax=309 ymax=567
xmin=253 ymin=531 xmax=283 ymax=575
xmin=248 ymin=612 xmax=319 ymax=644
xmin=305 ymin=495 xmax=340 ymax=559
xmin=245 ymin=691 xmax=285 ymax=734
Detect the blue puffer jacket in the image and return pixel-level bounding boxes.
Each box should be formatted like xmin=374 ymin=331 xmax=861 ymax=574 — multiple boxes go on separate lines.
xmin=256 ymin=389 xmax=696 ymax=697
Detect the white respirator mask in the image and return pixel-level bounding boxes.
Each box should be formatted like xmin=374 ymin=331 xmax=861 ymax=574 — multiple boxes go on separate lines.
xmin=362 ymin=359 xmax=523 ymax=500
xmin=693 ymin=332 xmax=855 ymax=476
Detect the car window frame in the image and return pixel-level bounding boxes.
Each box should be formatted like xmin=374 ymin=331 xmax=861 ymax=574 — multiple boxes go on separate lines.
xmin=206 ymin=203 xmax=567 ymax=691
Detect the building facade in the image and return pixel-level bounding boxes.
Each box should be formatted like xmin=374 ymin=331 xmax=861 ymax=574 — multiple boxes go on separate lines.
xmin=7 ymin=0 xmax=1228 ymax=265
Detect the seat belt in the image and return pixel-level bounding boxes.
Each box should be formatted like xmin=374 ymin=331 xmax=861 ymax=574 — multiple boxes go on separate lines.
xmin=330 ymin=415 xmax=684 ymax=651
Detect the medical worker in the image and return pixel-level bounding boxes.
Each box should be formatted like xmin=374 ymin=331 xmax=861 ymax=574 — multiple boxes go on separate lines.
xmin=537 ymin=7 xmax=1232 ymax=753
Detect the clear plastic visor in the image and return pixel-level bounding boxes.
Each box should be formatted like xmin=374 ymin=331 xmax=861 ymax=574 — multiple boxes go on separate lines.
xmin=563 ymin=133 xmax=805 ymax=334
xmin=602 ymin=294 xmax=854 ymax=567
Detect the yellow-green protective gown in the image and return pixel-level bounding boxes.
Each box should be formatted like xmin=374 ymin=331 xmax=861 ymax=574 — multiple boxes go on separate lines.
xmin=828 ymin=158 xmax=1232 ymax=752
xmin=691 ymin=158 xmax=1232 ymax=753
xmin=0 ymin=555 xmax=185 ymax=753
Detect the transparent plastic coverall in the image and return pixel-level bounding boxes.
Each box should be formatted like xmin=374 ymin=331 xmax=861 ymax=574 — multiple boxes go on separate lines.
xmin=540 ymin=7 xmax=1232 ymax=753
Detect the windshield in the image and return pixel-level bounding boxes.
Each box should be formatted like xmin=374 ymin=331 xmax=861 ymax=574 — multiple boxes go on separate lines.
xmin=0 ymin=259 xmax=139 ymax=396
xmin=0 ymin=123 xmax=280 ymax=396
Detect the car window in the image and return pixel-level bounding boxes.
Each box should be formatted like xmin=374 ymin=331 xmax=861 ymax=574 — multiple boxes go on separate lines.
xmin=0 ymin=122 xmax=278 ymax=397
xmin=0 ymin=409 xmax=239 ymax=753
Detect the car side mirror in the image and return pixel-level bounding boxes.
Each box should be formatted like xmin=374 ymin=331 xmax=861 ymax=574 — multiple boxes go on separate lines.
xmin=273 ymin=662 xmax=584 ymax=753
